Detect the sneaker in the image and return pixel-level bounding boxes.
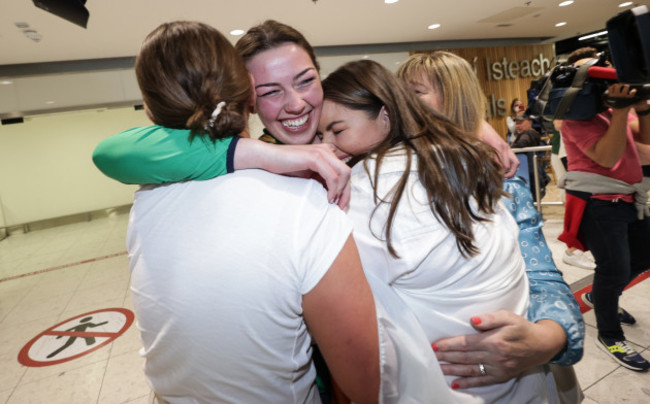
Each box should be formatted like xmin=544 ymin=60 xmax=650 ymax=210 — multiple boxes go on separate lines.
xmin=596 ymin=336 xmax=650 ymax=372
xmin=582 ymin=292 xmax=636 ymax=325
xmin=562 ymin=249 xmax=596 ymax=269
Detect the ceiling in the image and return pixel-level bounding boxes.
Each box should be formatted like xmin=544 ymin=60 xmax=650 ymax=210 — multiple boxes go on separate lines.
xmin=1 ymin=0 xmax=645 ymax=70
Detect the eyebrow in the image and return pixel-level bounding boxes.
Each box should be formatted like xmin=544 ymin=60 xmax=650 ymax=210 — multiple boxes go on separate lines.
xmin=325 ymin=120 xmax=343 ymax=131
xmin=255 ymin=67 xmax=315 ymax=90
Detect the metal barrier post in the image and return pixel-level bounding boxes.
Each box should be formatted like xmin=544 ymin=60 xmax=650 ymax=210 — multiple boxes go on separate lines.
xmin=511 ymin=145 xmax=557 ymax=217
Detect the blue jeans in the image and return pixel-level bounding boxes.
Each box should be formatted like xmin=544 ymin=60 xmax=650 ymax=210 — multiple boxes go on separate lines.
xmin=580 ymin=198 xmax=650 ymax=340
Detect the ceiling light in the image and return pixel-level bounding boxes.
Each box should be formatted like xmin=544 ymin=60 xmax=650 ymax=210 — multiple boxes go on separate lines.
xmin=45 ymin=101 xmax=56 ymax=105
xmin=578 ymin=30 xmax=607 ymax=41
xmin=428 ymin=24 xmax=441 ymax=30
xmin=559 ymin=1 xmax=574 ymax=6
xmin=619 ymin=2 xmax=633 ymax=7
xmin=229 ymin=29 xmax=244 ymax=36
xmin=385 ymin=0 xmax=399 ymax=4
xmin=23 ymin=29 xmax=41 ymax=42
xmin=0 ymin=80 xmax=13 ymax=85
xmin=555 ymin=22 xmax=567 ymax=27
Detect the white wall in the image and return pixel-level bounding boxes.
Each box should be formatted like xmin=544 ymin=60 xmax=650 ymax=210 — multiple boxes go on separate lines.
xmin=0 ymin=107 xmax=146 ymax=226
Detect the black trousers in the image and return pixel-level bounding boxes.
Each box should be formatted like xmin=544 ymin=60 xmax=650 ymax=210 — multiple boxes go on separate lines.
xmin=580 ymin=198 xmax=650 ymax=340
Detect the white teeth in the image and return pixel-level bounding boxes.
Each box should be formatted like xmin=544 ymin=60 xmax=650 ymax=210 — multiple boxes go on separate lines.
xmin=281 ymin=115 xmax=308 ymax=128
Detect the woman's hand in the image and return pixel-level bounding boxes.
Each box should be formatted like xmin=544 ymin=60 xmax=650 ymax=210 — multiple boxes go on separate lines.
xmin=235 ymin=139 xmax=351 ymax=209
xmin=478 ymin=121 xmax=519 ymax=178
xmin=431 ymin=311 xmax=566 ymax=389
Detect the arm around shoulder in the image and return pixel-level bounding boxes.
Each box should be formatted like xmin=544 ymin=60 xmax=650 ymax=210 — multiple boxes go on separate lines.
xmin=92 ymin=126 xmax=234 ymax=184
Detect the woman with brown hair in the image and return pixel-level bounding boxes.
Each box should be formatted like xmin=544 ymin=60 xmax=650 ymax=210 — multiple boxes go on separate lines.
xmin=318 ymin=58 xmax=557 ymax=402
xmin=94 ymin=20 xmax=350 ymax=207
xmin=121 ymin=21 xmax=381 ymax=403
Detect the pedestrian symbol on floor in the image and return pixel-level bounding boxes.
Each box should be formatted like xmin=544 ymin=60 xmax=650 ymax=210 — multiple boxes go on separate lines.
xmin=46 ymin=316 xmax=109 ymax=358
xmin=18 ymin=308 xmax=134 ymax=367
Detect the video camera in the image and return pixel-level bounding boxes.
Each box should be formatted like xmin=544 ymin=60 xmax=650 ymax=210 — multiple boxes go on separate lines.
xmin=533 ymin=5 xmax=650 ymax=121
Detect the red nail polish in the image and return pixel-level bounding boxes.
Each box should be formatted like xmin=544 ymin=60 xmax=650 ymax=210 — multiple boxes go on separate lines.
xmin=471 ymin=316 xmax=482 ymax=325
xmin=431 ymin=343 xmax=439 ymax=352
xmin=452 ymin=383 xmax=460 ymax=390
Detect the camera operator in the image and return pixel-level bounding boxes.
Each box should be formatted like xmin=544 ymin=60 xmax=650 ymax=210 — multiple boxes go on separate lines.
xmin=559 ymin=48 xmax=650 ymax=372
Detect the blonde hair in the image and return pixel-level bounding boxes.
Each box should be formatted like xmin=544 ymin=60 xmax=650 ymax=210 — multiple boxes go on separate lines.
xmin=396 ymin=52 xmax=486 ymax=135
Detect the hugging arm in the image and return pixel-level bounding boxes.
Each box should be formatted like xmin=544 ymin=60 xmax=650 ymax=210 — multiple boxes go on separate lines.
xmin=303 ymin=235 xmax=380 ymax=404
xmin=432 ymin=177 xmax=584 ymax=388
xmin=92 ymin=126 xmax=350 ymax=208
xmin=478 ymin=120 xmax=519 ymax=178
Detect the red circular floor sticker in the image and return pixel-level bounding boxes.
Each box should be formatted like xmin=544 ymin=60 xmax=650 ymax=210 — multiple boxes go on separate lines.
xmin=18 ymin=308 xmax=134 ymax=367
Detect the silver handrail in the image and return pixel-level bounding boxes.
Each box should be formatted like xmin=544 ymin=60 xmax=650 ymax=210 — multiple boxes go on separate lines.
xmin=510 ymin=145 xmax=556 ymax=216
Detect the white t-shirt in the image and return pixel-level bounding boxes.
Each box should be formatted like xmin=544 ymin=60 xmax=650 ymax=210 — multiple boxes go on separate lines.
xmin=348 ymin=152 xmax=556 ymax=403
xmin=127 ymin=170 xmax=352 ymax=403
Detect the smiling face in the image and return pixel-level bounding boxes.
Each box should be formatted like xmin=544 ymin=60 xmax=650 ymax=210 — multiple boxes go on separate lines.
xmin=317 ymin=100 xmax=390 ymax=162
xmin=246 ymin=43 xmax=323 ymax=145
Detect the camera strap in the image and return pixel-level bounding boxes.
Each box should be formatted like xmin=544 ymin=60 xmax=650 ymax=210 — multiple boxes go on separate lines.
xmin=553 ymin=58 xmax=599 ymax=119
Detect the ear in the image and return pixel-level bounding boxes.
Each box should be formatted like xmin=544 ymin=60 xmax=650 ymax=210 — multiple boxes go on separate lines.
xmin=379 ymin=105 xmax=391 ymax=133
xmin=248 ymin=72 xmax=257 ymax=114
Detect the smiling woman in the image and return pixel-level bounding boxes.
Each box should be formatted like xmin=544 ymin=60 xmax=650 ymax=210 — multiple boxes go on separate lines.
xmin=235 ymin=19 xmax=324 ymax=145
xmin=245 ymin=43 xmax=323 ymax=145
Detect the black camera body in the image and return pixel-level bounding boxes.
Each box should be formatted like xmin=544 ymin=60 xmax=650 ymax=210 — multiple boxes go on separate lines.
xmin=532 ymin=5 xmax=650 ymax=121
xmin=607 ymin=5 xmax=650 ymax=85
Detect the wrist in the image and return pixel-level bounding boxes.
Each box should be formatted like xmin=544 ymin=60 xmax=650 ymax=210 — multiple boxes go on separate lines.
xmin=636 ymin=107 xmax=650 ymax=116
xmin=534 ymin=319 xmax=567 ymax=362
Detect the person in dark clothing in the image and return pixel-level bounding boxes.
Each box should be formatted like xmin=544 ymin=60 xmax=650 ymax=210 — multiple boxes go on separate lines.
xmin=511 ymin=113 xmax=542 ymax=148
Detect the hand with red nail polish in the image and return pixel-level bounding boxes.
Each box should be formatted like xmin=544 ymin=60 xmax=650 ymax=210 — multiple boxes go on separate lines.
xmin=430 ymin=311 xmax=567 ymax=389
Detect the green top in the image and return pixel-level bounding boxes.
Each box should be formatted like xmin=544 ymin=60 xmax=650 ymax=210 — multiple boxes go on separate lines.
xmin=550 ymin=129 xmax=561 ymax=155
xmin=92 ymin=126 xmax=238 ymax=184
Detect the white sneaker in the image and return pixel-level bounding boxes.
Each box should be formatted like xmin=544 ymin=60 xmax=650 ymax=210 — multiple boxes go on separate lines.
xmin=562 ymin=249 xmax=596 ymax=269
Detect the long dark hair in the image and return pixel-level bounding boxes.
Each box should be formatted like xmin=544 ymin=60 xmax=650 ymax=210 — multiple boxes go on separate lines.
xmin=135 ymin=21 xmax=251 ymax=142
xmin=323 ymin=60 xmax=505 ymax=257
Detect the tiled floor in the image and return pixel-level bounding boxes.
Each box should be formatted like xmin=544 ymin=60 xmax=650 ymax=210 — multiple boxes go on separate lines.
xmin=1 ymin=184 xmax=649 ymax=403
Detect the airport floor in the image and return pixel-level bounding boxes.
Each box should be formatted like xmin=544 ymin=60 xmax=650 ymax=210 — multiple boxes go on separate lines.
xmin=1 ymin=183 xmax=649 ymax=403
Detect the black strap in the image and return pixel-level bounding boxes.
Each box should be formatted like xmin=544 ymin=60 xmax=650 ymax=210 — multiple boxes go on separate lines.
xmin=535 ymin=68 xmax=555 ymax=119
xmin=553 ymin=58 xmax=599 ymax=119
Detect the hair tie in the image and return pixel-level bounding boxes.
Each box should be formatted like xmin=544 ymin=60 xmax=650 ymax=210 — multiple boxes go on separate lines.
xmin=206 ymin=101 xmax=227 ymax=129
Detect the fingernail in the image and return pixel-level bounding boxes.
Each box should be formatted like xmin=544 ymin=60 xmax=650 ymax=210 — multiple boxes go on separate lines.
xmin=451 ymin=383 xmax=460 ymax=390
xmin=431 ymin=343 xmax=439 ymax=352
xmin=471 ymin=316 xmax=482 ymax=325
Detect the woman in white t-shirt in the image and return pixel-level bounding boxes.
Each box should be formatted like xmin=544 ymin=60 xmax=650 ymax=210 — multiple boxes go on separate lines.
xmin=318 ymin=59 xmax=558 ymax=403
xmin=124 ymin=21 xmax=381 ymax=404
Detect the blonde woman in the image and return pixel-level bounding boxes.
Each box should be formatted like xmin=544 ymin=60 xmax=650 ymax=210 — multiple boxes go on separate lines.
xmin=397 ymin=52 xmax=584 ymax=392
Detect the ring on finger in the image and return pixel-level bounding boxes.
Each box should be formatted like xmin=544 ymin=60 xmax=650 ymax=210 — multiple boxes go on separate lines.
xmin=478 ymin=363 xmax=487 ymax=376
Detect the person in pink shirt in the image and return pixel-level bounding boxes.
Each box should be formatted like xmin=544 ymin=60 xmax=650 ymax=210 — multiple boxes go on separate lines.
xmin=559 ymin=50 xmax=650 ymax=372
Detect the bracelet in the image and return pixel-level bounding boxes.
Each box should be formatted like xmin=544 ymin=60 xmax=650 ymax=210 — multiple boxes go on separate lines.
xmin=637 ymin=108 xmax=650 ymax=116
